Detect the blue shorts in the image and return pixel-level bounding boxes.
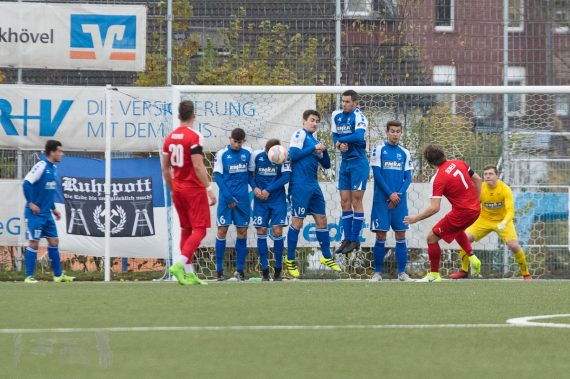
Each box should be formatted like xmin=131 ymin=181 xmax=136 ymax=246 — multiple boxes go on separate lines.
xmin=252 ymin=199 xmax=288 ymax=228
xmin=25 ymin=211 xmax=58 ymax=241
xmin=370 ymin=200 xmax=409 ymax=232
xmin=290 ymin=185 xmax=326 ymax=219
xmin=216 ymin=198 xmax=251 ymax=227
xmin=339 ymin=159 xmax=369 ymax=191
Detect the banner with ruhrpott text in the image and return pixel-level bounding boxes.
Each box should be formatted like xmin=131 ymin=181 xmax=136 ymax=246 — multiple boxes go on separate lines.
xmin=0 ymin=85 xmax=315 ymax=152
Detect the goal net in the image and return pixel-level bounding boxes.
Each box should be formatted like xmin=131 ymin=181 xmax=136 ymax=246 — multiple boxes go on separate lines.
xmin=164 ymin=85 xmax=570 ymax=280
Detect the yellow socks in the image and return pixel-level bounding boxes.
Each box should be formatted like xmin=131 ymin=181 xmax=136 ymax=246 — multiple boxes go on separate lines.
xmin=514 ymin=249 xmax=530 ymax=276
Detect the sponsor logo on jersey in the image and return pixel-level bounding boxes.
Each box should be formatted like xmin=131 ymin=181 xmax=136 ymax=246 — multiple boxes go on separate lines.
xmin=383 ymin=161 xmax=402 ymax=170
xmin=257 ymin=166 xmax=277 ymax=176
xmin=335 ymin=124 xmax=352 ymax=134
xmin=171 ymin=133 xmax=184 ymax=140
xmin=228 ymin=163 xmax=248 ymax=173
xmin=240 ymin=153 xmax=247 ymax=162
xmin=484 ymin=201 xmax=504 ymax=209
xmin=45 ymin=181 xmax=57 ymax=190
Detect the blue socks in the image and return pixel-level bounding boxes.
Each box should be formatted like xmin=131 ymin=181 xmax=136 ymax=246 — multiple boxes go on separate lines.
xmin=342 ymin=211 xmax=353 ymax=241
xmin=257 ymin=234 xmax=269 ymax=270
xmin=273 ymin=235 xmax=284 ymax=269
xmin=236 ymin=237 xmax=247 ymax=271
xmin=48 ymin=246 xmax=62 ymax=277
xmin=352 ymin=212 xmax=364 ymax=241
xmin=215 ymin=238 xmax=226 ymax=272
xmin=287 ymin=226 xmax=299 ymax=260
xmin=395 ymin=238 xmax=408 ymax=274
xmin=316 ymin=228 xmax=332 ymax=259
xmin=373 ymin=239 xmax=386 ymax=273
xmin=25 ymin=247 xmax=37 ymax=277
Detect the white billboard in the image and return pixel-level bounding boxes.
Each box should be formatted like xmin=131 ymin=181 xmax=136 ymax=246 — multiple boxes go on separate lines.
xmin=0 ymin=85 xmax=316 ymax=152
xmin=0 ymin=2 xmax=146 ymax=71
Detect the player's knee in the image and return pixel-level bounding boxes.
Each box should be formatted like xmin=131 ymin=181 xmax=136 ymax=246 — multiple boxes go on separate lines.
xmin=507 ymin=240 xmax=520 ymax=252
xmin=47 ymin=238 xmax=59 ymax=247
xmin=375 ymin=231 xmax=387 ymax=240
xmin=394 ymin=231 xmax=406 ymax=240
xmin=28 ymin=241 xmax=39 ymax=250
xmin=257 ymin=227 xmax=268 ymax=235
xmin=217 ymin=227 xmax=228 ymax=239
xmin=236 ymin=228 xmax=248 ymax=238
xmin=426 ymin=231 xmax=439 ymax=244
xmin=271 ymin=226 xmax=283 ymax=237
xmin=291 ymin=218 xmax=303 ymax=230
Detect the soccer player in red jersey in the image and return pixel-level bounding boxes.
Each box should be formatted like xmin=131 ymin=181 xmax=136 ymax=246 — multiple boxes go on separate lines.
xmin=404 ymin=144 xmax=482 ymax=282
xmin=162 ymin=100 xmax=216 ymax=285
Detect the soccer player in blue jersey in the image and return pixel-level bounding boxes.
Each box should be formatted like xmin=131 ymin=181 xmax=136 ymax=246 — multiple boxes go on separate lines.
xmin=286 ymin=110 xmax=341 ymax=278
xmin=214 ymin=128 xmax=253 ymax=281
xmin=22 ymin=140 xmax=74 ymax=283
xmin=331 ymin=90 xmax=369 ymax=255
xmin=369 ymin=121 xmax=414 ymax=281
xmin=249 ymin=139 xmax=290 ymax=281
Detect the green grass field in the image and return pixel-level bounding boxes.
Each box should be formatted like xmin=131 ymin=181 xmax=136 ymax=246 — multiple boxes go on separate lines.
xmin=1 ymin=280 xmax=569 ymax=379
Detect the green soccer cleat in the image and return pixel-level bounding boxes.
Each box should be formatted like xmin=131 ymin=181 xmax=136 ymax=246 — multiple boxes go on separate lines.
xmin=53 ymin=273 xmax=75 ymax=283
xmin=285 ymin=258 xmax=300 ymax=278
xmin=417 ymin=272 xmax=443 ymax=283
xmin=169 ymin=262 xmax=187 ymax=285
xmin=24 ymin=276 xmax=38 ymax=284
xmin=185 ymin=272 xmax=207 ymax=285
xmin=320 ymin=256 xmax=341 ymax=272
xmin=469 ymin=254 xmax=482 ymax=278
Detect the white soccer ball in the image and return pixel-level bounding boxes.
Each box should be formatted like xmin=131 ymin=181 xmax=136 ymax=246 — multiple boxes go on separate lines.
xmin=267 ymin=145 xmax=288 ymax=165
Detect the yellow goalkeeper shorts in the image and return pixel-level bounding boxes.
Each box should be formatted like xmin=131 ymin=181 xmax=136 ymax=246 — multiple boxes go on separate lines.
xmin=466 ymin=217 xmax=518 ymax=243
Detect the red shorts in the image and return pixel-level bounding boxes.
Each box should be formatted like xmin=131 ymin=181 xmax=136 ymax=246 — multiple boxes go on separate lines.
xmin=432 ymin=209 xmax=480 ymax=243
xmin=172 ymin=186 xmax=211 ymax=229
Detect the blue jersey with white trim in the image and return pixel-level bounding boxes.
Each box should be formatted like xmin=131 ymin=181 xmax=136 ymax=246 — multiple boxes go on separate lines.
xmin=289 ymin=128 xmax=329 ymax=187
xmin=331 ymin=107 xmax=368 ymax=160
xmin=23 ymin=159 xmax=58 ymax=215
xmin=213 ymin=145 xmax=253 ymax=197
xmin=370 ymin=142 xmax=413 ymax=201
xmin=249 ymin=149 xmax=290 ymax=202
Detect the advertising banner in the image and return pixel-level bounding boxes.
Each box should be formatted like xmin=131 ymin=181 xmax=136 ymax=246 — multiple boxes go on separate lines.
xmin=0 ymin=85 xmax=315 ymax=153
xmin=0 ymin=2 xmax=146 ymax=71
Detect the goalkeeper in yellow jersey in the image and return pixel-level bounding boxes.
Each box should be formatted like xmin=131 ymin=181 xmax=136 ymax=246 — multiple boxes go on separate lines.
xmin=449 ymin=165 xmax=532 ymax=281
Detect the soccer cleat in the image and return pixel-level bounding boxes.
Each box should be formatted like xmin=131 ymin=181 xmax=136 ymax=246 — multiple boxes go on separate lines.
xmin=234 ymin=271 xmax=247 ymax=282
xmin=341 ymin=241 xmax=360 ymax=255
xmin=523 ymin=274 xmax=533 ymax=281
xmin=417 ymin=272 xmax=443 ymax=283
xmin=53 ymin=273 xmax=75 ymax=283
xmin=217 ymin=271 xmax=226 ymax=281
xmin=334 ymin=240 xmax=351 ymax=255
xmin=273 ymin=267 xmax=282 ymax=281
xmin=285 ymin=258 xmax=300 ymax=278
xmin=320 ymin=256 xmax=341 ymax=272
xmin=369 ymin=272 xmax=382 ymax=282
xmin=398 ymin=272 xmax=414 ymax=282
xmin=469 ymin=254 xmax=482 ymax=277
xmin=24 ymin=276 xmax=38 ymax=284
xmin=449 ymin=270 xmax=469 ymax=280
xmin=262 ymin=268 xmax=270 ymax=282
xmin=185 ymin=272 xmax=207 ymax=285
xmin=169 ymin=262 xmax=187 ymax=285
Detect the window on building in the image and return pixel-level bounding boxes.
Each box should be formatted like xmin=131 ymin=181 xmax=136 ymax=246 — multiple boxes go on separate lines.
xmin=433 ymin=65 xmax=456 ymax=113
xmin=345 ymin=0 xmax=373 ymax=17
xmin=506 ymin=67 xmax=526 ymax=116
xmin=435 ymin=0 xmax=454 ymax=31
xmin=508 ymin=0 xmax=524 ymax=32
xmin=556 ymin=94 xmax=569 ymax=116
xmin=555 ymin=2 xmax=569 ymax=33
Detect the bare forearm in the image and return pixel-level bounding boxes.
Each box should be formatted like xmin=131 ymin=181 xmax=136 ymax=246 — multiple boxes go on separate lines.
xmin=161 ymin=168 xmax=173 ymax=190
xmin=415 ymin=205 xmax=439 ymax=222
xmin=194 ymin=164 xmax=211 ymax=188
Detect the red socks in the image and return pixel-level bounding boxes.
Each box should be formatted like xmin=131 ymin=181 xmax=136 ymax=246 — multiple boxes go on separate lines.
xmin=427 ymin=243 xmax=441 ymax=273
xmin=455 ymin=231 xmax=473 ymax=255
xmin=181 ymin=228 xmax=207 ymax=264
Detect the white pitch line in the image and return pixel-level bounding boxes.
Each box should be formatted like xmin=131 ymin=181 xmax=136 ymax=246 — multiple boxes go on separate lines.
xmin=507 ymin=314 xmax=570 ymax=329
xmin=0 ymin=323 xmax=529 ymax=334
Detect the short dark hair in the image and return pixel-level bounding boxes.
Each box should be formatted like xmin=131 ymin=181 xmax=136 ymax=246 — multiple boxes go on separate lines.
xmin=342 ymin=90 xmax=358 ymax=101
xmin=302 ymin=109 xmax=321 ymax=121
xmin=386 ymin=120 xmax=402 ymax=131
xmin=483 ymin=165 xmax=498 ymax=175
xmin=230 ymin=128 xmax=246 ymax=141
xmin=423 ymin=144 xmax=446 ymax=166
xmin=265 ymin=138 xmax=280 ymax=152
xmin=45 ymin=140 xmax=62 ymax=156
xmin=178 ymin=100 xmax=195 ymax=122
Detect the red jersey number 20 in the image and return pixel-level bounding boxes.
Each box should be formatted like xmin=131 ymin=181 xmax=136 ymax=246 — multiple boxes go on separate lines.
xmin=169 ymin=144 xmax=184 ymax=167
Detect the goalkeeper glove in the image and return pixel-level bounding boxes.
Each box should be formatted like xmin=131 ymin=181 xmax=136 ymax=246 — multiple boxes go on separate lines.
xmin=497 ymin=221 xmax=507 ymax=232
